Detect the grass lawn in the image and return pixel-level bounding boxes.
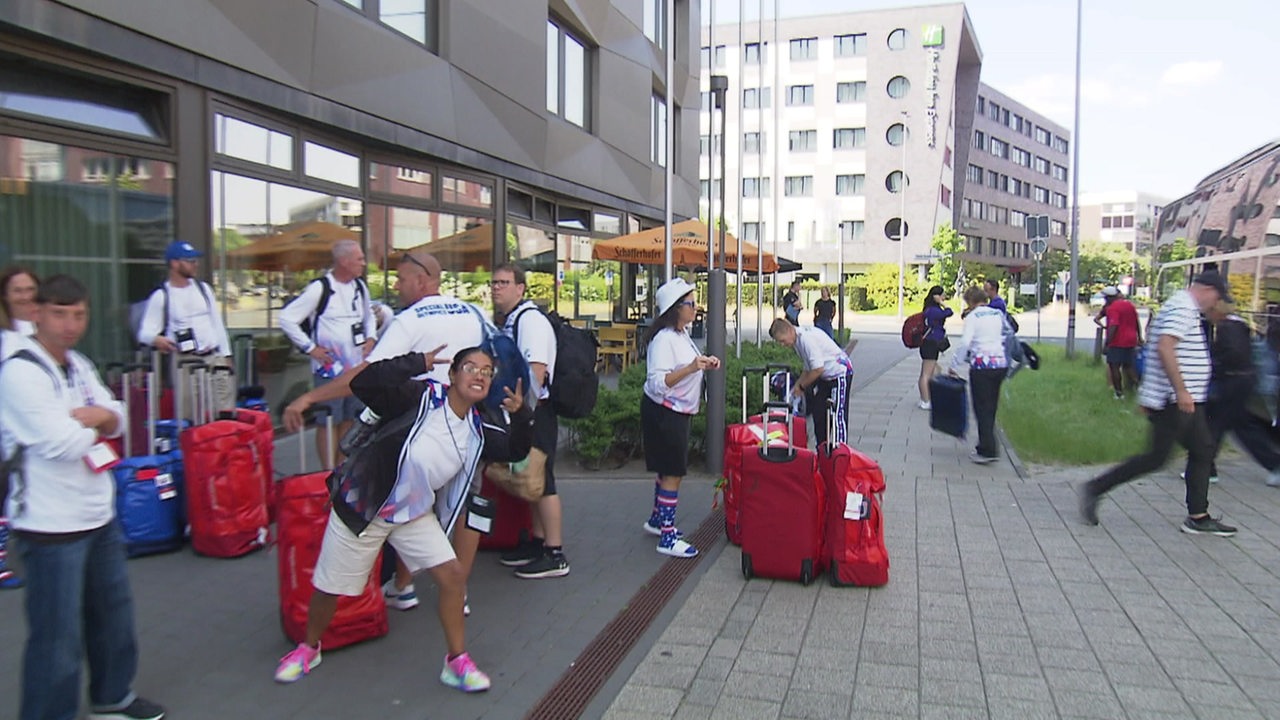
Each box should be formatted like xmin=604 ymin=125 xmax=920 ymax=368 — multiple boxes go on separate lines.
xmin=999 ymin=344 xmax=1150 ymax=465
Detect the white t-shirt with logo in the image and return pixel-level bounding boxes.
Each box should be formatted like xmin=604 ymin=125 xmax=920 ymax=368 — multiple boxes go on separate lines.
xmin=278 ymin=273 xmax=374 ymax=371
xmin=504 ymin=301 xmax=556 ymax=401
xmin=795 ymin=326 xmax=853 ymax=380
xmin=366 ymin=294 xmax=486 ymax=385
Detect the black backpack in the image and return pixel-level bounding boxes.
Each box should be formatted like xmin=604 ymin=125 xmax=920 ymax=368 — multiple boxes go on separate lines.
xmin=297 ymin=276 xmax=368 ymax=349
xmin=513 ymin=306 xmax=600 ymax=419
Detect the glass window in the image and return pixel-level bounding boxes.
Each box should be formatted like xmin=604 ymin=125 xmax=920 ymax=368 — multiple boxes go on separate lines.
xmin=547 ymin=20 xmax=591 ymax=129
xmin=887 ymin=29 xmax=907 ymax=50
xmin=839 ymin=221 xmax=865 ymax=242
xmin=381 ymin=0 xmax=429 ymax=44
xmin=743 ymin=87 xmax=771 ymax=109
xmin=790 ymin=37 xmax=817 ymax=61
xmin=0 ymin=57 xmax=169 ymax=141
xmin=744 ymin=132 xmax=763 ymax=154
xmin=784 ymin=176 xmax=813 ymax=197
xmin=593 ymin=212 xmax=622 ymax=235
xmin=836 ymin=81 xmax=866 ymax=103
xmin=886 ymin=76 xmax=910 ymax=99
xmin=885 ymin=171 xmax=908 ymax=193
xmin=835 ymin=174 xmax=865 ymax=196
xmin=742 ymin=177 xmax=770 ymax=198
xmin=835 ymin=33 xmax=867 ymax=57
xmin=788 ymin=130 xmax=816 ymax=152
xmin=339 ymin=0 xmax=362 ymax=7
xmin=886 ymin=123 xmax=908 ymax=146
xmin=303 ymin=141 xmax=360 ymax=187
xmin=368 ymin=161 xmax=433 ymax=201
xmin=442 ymin=175 xmax=493 ymax=208
xmin=833 ymin=127 xmax=866 ymax=149
xmin=651 ymin=94 xmax=667 ymax=167
xmin=643 ymin=0 xmax=666 ymax=48
xmin=786 ymin=85 xmax=814 ymax=106
xmin=885 ymin=218 xmax=908 ymax=240
xmin=0 ymin=135 xmax=174 ymax=363
xmin=744 ymin=42 xmax=767 ymax=65
xmin=940 ymin=186 xmax=952 ymax=208
xmin=967 ymin=164 xmax=983 ymax=183
xmin=215 ymin=114 xmax=293 ymax=171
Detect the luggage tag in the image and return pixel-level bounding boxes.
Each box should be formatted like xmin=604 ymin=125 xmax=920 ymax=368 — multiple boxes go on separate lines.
xmin=843 ymin=491 xmax=868 ymax=521
xmin=176 ymin=328 xmax=197 ymax=353
xmin=84 ymin=442 xmax=121 ymax=473
xmin=351 ymin=322 xmax=367 ymax=347
xmin=466 ymin=494 xmax=495 ymax=534
xmin=136 ymin=467 xmax=177 ymax=500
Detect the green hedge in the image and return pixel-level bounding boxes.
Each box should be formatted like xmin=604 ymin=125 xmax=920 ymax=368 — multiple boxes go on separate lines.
xmin=565 ymin=342 xmax=801 ymax=469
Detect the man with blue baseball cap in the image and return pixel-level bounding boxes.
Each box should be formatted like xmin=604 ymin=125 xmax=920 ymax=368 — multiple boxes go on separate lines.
xmin=136 ymin=240 xmax=235 ymax=416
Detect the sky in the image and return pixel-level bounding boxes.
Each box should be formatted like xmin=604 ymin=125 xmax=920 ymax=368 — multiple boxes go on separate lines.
xmin=704 ymin=0 xmax=1280 ymax=201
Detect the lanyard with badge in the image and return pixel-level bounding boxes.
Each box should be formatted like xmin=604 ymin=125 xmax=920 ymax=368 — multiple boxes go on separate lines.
xmin=68 ymin=362 xmax=121 ymax=473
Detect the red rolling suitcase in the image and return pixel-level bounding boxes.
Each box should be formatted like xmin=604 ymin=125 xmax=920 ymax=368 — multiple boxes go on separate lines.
xmin=723 ymin=367 xmax=802 ymax=546
xmin=180 ymin=363 xmax=269 ymax=557
xmin=107 ymin=350 xmax=174 ymax=457
xmin=817 ymin=407 xmax=889 ymax=587
xmin=277 ymin=412 xmax=388 ymax=649
xmin=476 ymin=468 xmax=534 ymax=551
xmin=218 ymin=404 xmax=276 ymax=521
xmin=739 ymin=402 xmax=827 ymax=585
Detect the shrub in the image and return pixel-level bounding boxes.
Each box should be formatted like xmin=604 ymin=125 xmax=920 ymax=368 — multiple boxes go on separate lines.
xmin=564 ymin=341 xmax=801 ymax=468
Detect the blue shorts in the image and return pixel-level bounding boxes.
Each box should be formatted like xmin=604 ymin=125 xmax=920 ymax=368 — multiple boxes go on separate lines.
xmin=313 ymin=373 xmax=365 ymax=423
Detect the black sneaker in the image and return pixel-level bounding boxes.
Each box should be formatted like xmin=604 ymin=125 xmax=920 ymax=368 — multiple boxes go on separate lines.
xmin=499 ymin=538 xmax=543 ymax=567
xmin=513 ymin=552 xmax=570 ymax=579
xmin=1180 ymin=515 xmax=1237 ymax=537
xmin=88 ymin=697 xmax=166 ymax=720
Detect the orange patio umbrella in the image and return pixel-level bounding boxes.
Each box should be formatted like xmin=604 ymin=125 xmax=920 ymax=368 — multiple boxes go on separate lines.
xmin=590 ymin=219 xmax=780 ymax=273
xmin=229 ymin=221 xmax=358 ymax=272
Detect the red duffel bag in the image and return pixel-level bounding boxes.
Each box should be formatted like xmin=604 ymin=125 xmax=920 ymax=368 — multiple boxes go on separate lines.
xmin=181 ymin=419 xmax=269 ymax=557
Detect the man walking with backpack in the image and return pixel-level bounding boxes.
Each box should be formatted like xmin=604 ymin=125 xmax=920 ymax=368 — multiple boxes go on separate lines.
xmin=136 ymin=240 xmax=235 ymax=417
xmin=279 ymin=240 xmax=375 ymax=468
xmin=489 ymin=264 xmax=569 ymax=579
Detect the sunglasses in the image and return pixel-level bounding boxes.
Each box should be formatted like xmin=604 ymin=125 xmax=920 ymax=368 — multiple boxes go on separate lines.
xmin=400 ymin=253 xmax=432 ymax=276
xmin=459 ymin=362 xmax=495 ymax=379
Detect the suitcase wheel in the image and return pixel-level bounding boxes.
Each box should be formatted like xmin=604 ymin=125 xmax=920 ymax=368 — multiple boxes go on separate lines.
xmin=800 ymin=559 xmax=813 ymax=586
xmin=741 ymin=552 xmax=753 ymax=580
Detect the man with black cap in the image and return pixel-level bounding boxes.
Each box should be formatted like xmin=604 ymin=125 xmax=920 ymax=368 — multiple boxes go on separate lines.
xmin=136 ymin=240 xmax=235 ymax=415
xmin=1079 ymin=272 xmax=1237 ymax=536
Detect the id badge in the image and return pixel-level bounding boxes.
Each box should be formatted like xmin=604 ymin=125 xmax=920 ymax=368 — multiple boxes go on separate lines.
xmin=176 ymin=328 xmax=197 ymax=353
xmin=466 ymin=494 xmax=495 ymax=534
xmin=84 ymin=442 xmax=121 ymax=473
xmin=351 ymin=322 xmax=367 ymax=347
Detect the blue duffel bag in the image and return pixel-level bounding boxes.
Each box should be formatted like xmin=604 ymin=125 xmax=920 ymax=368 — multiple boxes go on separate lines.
xmin=113 ymin=452 xmax=184 ymax=557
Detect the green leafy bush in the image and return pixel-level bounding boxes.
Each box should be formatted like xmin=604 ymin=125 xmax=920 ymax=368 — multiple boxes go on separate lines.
xmin=565 ymin=342 xmax=801 ymax=469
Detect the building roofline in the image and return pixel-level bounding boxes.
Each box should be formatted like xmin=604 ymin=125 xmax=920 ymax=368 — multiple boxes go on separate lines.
xmin=707 ymin=2 xmax=971 ymax=34
xmin=1195 ymin=139 xmax=1280 ymax=187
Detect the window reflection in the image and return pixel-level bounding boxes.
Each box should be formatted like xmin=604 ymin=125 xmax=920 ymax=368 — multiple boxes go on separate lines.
xmin=564 ymin=35 xmax=586 ymax=127
xmin=381 ymin=0 xmax=428 ymax=44
xmin=442 ymin=175 xmax=492 ymax=208
xmin=368 ymin=161 xmax=433 ymax=201
xmin=0 ymin=134 xmax=174 ymax=363
xmin=304 ymin=141 xmax=360 ymax=187
xmin=0 ymin=58 xmax=167 ymax=141
xmin=215 ymin=114 xmax=293 ymax=171
xmin=366 ymin=204 xmax=493 ymax=310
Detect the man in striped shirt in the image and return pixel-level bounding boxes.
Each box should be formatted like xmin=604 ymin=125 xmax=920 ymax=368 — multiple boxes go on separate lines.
xmin=1080 ymin=272 xmax=1237 ymax=537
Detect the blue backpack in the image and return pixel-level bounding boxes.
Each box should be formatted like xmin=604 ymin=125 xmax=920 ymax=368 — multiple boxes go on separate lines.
xmin=467 ymin=305 xmax=536 ymax=411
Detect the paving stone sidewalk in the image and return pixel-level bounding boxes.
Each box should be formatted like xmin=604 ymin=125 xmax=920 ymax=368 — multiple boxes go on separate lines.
xmin=603 ymin=355 xmax=1280 ymax=720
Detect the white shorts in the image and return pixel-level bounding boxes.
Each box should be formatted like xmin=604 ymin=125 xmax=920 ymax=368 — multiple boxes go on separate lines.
xmin=312 ymin=509 xmax=456 ymax=597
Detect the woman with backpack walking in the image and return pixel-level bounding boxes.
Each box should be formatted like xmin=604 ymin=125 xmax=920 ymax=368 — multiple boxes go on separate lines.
xmin=948 ymin=286 xmax=1009 ymax=464
xmin=917 ymin=285 xmax=953 ymax=410
xmin=640 ymin=278 xmax=720 ymax=558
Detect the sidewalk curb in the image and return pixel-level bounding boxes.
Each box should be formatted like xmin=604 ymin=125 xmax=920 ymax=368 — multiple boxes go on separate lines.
xmin=996 ymin=423 xmax=1028 ymax=480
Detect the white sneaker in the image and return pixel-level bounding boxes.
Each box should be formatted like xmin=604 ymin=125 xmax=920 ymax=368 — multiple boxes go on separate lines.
xmin=1180 ymin=471 xmax=1220 ymax=484
xmin=464 ymin=594 xmax=470 ymax=617
xmin=1268 ymin=469 xmax=1280 ymax=487
xmin=382 ymin=579 xmax=419 ymax=610
xmin=918 ymin=401 xmax=932 ymax=410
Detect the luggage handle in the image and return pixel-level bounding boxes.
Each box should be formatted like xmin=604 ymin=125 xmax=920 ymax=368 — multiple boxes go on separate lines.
xmin=298 ymin=407 xmax=335 ymax=474
xmin=179 ymin=360 xmax=207 ymax=426
xmin=210 ymin=365 xmax=234 ymax=418
xmin=760 ymin=401 xmax=795 ymax=460
xmin=118 ymin=362 xmax=147 ymax=460
xmin=741 ymin=366 xmax=766 ymax=422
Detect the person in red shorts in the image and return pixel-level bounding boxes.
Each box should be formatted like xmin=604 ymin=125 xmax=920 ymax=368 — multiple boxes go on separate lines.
xmin=1095 ymin=287 xmax=1143 ymax=399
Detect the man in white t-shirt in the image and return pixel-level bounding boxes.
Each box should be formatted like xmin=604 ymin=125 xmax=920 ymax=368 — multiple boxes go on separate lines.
xmin=1080 ymin=272 xmax=1236 ymax=537
xmin=279 ymin=240 xmax=374 ymax=468
xmin=770 ymin=318 xmax=855 ymax=447
xmin=136 ymin=240 xmax=235 ymax=417
xmin=488 ymin=264 xmax=569 ymax=579
xmin=283 ymin=250 xmax=486 ymax=610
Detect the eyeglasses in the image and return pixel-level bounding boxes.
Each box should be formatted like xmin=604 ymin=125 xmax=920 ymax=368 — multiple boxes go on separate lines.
xmin=679 ymin=300 xmax=697 ymax=308
xmin=490 ymin=279 xmax=514 ymax=288
xmin=459 ymin=363 xmax=495 ymax=379
xmin=400 ymin=253 xmax=432 ymax=277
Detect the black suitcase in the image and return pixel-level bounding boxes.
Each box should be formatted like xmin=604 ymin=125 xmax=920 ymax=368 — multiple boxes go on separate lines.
xmin=929 ymin=375 xmax=968 ymax=439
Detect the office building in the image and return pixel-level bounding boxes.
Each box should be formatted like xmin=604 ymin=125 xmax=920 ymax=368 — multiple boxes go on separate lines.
xmin=0 ymin=0 xmax=700 ymax=385
xmin=1077 ymin=190 xmax=1168 ymax=256
xmin=699 ymin=3 xmax=1071 ymax=283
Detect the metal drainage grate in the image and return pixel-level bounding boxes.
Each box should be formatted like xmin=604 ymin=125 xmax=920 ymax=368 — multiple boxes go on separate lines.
xmin=524 ymin=507 xmax=725 ymax=720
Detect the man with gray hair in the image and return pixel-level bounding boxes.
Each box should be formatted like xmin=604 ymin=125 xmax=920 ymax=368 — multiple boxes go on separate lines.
xmin=280 ymin=239 xmax=374 ymax=468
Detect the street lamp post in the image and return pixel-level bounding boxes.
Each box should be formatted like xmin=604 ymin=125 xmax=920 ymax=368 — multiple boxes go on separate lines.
xmin=706 ymin=74 xmax=729 ymax=476
xmin=897 ymin=110 xmax=908 ymax=319
xmin=1066 ymin=0 xmax=1083 ymax=357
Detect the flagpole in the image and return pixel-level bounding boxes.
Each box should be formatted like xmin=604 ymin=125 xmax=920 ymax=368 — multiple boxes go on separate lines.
xmin=664 ymin=0 xmax=675 ymax=283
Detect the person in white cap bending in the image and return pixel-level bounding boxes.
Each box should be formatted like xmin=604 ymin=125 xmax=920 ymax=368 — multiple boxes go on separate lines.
xmin=639 ymin=278 xmax=720 ymax=558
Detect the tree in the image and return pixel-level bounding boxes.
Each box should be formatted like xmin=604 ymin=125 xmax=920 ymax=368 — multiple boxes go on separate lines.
xmin=860 ymin=263 xmax=925 ymax=310
xmin=1077 ymin=240 xmax=1136 ymax=292
xmin=927 ymin=223 xmax=964 ymax=291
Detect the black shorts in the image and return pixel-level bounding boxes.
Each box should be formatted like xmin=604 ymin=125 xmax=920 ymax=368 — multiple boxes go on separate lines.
xmin=1106 ymin=347 xmax=1136 ymax=366
xmin=641 ymin=394 xmax=691 ymax=478
xmin=920 ymin=338 xmax=943 ymax=361
xmin=533 ymin=402 xmax=559 ymax=496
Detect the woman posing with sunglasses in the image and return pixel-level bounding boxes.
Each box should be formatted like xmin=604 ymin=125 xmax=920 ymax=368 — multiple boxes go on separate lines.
xmin=274 ymin=345 xmax=533 ymax=693
xmin=640 ymin=278 xmax=720 ymax=558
